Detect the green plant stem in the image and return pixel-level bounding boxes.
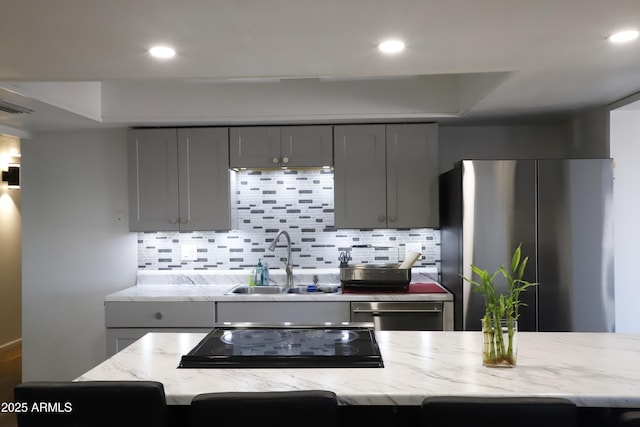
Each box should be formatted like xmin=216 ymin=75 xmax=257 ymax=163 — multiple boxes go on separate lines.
xmin=492 ymin=312 xmax=505 ymax=357
xmin=507 ymin=318 xmax=515 ymax=362
xmin=482 ymin=315 xmax=495 ymax=362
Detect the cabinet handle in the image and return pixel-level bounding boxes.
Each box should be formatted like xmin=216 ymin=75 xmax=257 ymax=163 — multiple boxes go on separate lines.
xmin=272 ymin=157 xmax=280 ymax=164
xmin=180 ymin=218 xmax=189 ymax=224
xmin=154 ymin=312 xmax=163 ymax=320
xmin=282 ymin=156 xmax=290 ymax=164
xmin=169 ymin=218 xmax=178 ymax=224
xmin=389 ymin=216 xmax=397 ymax=222
xmin=378 ymin=215 xmax=386 ymax=222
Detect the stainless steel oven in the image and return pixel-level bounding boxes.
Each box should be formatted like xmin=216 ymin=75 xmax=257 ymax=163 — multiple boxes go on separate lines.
xmin=351 ymin=301 xmax=445 ymax=331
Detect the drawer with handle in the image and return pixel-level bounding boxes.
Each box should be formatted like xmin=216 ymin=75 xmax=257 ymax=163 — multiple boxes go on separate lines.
xmin=105 ymin=302 xmax=215 ymax=328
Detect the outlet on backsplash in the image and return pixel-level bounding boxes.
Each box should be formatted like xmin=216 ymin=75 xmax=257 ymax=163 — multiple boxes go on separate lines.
xmin=404 ymin=243 xmax=422 ymax=259
xmin=181 ymin=245 xmax=198 ymax=261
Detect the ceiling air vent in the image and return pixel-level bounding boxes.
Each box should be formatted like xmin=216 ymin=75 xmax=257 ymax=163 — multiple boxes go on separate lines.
xmin=0 ymin=99 xmax=34 ymax=115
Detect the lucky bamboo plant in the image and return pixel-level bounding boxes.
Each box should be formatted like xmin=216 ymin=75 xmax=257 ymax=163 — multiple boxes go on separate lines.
xmin=462 ymin=244 xmax=537 ymax=367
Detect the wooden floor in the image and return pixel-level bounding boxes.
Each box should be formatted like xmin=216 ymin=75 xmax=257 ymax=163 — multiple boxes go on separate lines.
xmin=0 ymin=342 xmax=21 ymax=427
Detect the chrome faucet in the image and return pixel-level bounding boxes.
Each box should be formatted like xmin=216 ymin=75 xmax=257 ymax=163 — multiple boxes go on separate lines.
xmin=268 ymin=230 xmax=293 ymax=287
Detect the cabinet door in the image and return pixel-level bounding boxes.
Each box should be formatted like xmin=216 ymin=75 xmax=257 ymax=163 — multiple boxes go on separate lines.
xmin=107 ymin=329 xmax=144 ymax=356
xmin=177 ymin=128 xmax=232 ymax=231
xmin=334 ymin=125 xmax=387 ymax=228
xmin=281 ymin=125 xmax=333 ymax=167
xmin=386 ymin=124 xmax=439 ymax=228
xmin=128 ymin=129 xmax=180 ymax=231
xmin=229 ymin=127 xmax=282 ymax=168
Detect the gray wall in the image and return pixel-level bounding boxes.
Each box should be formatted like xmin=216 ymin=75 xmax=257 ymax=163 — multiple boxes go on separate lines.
xmin=439 ymin=116 xmax=607 ymax=174
xmin=22 ymin=128 xmax=137 ymax=381
xmin=570 ymin=107 xmax=610 ymax=158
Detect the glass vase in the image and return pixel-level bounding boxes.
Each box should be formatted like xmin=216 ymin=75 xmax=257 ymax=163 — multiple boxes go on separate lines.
xmin=481 ymin=317 xmax=517 ymax=368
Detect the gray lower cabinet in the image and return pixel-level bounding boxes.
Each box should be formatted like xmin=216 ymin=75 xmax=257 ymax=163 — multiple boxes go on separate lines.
xmin=230 ymin=125 xmax=333 ymax=168
xmin=216 ymin=301 xmax=351 ymax=324
xmin=105 ymin=301 xmax=215 ymax=356
xmin=128 ymin=127 xmax=232 ymax=231
xmin=334 ymin=123 xmax=439 ymax=228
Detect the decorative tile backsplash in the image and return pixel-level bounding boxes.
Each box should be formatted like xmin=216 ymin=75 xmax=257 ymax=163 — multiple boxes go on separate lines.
xmin=138 ymin=169 xmax=440 ymax=271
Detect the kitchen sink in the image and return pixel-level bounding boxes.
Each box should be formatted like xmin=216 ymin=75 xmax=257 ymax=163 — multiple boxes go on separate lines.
xmin=286 ymin=285 xmax=341 ymax=294
xmin=227 ymin=286 xmax=288 ymax=294
xmin=226 ymin=285 xmax=341 ymax=295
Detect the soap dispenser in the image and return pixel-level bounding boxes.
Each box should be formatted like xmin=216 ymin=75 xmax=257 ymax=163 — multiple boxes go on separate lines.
xmin=256 ymin=258 xmax=264 ymax=286
xmin=262 ymin=261 xmax=270 ymax=286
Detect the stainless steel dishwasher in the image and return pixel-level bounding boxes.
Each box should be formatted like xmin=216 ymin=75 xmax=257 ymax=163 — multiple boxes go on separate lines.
xmin=351 ymin=301 xmax=445 ymax=331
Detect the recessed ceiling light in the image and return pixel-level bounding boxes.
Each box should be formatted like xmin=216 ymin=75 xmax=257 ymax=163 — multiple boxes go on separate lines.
xmin=608 ymin=30 xmax=639 ymax=44
xmin=149 ymin=45 xmax=176 ymax=59
xmin=378 ymin=39 xmax=405 ymax=54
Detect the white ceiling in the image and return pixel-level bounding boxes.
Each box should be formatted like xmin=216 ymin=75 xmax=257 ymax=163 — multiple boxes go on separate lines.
xmin=1 ymin=0 xmax=640 ymax=135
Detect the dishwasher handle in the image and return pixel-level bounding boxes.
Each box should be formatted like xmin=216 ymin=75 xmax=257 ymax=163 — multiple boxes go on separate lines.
xmin=352 ymin=308 xmax=442 ymax=314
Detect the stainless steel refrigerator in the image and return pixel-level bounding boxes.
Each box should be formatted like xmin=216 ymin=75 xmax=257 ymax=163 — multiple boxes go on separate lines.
xmin=439 ymin=159 xmax=615 ymax=332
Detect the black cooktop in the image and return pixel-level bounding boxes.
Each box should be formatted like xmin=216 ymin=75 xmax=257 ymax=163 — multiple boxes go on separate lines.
xmin=178 ymin=324 xmax=384 ymax=368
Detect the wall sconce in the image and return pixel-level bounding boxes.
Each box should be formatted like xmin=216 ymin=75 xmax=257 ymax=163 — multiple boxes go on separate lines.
xmin=2 ymin=164 xmax=20 ymax=189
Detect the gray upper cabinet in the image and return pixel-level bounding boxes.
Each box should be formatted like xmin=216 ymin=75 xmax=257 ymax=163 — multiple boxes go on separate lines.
xmin=281 ymin=126 xmax=333 ymax=167
xmin=334 ymin=125 xmax=387 ymax=228
xmin=128 ymin=128 xmax=179 ymax=231
xmin=128 ymin=127 xmax=232 ymax=231
xmin=385 ymin=124 xmax=439 ymax=227
xmin=176 ymin=128 xmax=233 ymax=231
xmin=334 ymin=123 xmax=439 ymax=228
xmin=229 ymin=127 xmax=281 ymax=168
xmin=230 ymin=125 xmax=333 ymax=168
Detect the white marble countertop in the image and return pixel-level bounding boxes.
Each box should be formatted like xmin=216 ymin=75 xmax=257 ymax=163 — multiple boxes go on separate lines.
xmin=105 ymin=284 xmax=235 ymax=301
xmin=77 ymin=331 xmax=640 ymax=407
xmin=105 ymin=268 xmax=452 ymax=302
xmin=104 ymin=284 xmax=453 ymax=302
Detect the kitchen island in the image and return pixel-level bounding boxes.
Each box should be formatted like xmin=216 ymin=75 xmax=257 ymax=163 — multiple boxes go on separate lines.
xmin=78 ymin=331 xmax=640 ymax=408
